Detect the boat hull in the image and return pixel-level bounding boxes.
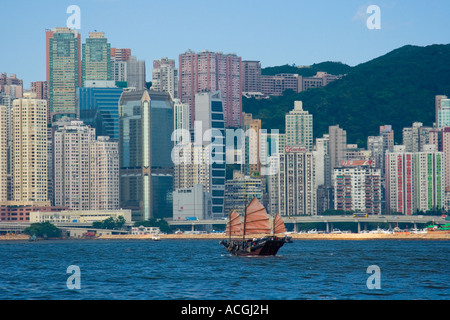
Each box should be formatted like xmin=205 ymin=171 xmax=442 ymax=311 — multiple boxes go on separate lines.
xmin=220 ymin=236 xmax=289 ymax=256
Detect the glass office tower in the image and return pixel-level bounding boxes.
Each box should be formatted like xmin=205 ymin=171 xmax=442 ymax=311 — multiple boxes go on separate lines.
xmin=119 ymin=89 xmax=174 ymax=221
xmin=77 ymin=85 xmax=123 ymax=141
xmin=46 ymin=27 xmax=81 ymax=120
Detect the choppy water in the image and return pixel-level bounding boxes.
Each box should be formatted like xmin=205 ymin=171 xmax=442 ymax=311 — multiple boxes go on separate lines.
xmin=0 ymin=239 xmax=448 ymax=300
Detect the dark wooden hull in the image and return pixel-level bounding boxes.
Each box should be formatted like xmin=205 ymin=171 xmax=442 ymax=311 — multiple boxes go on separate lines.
xmin=220 ymin=236 xmax=290 ymax=256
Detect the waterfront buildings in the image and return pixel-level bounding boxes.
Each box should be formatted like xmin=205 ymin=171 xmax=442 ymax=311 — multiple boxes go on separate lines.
xmin=12 ymin=93 xmax=48 ymax=203
xmin=46 ymin=27 xmax=81 ymax=120
xmin=173 ymin=184 xmax=212 ymax=221
xmin=30 ymin=209 xmax=131 ymax=224
xmin=0 ymin=105 xmax=6 ymax=202
xmin=0 ymin=202 xmax=62 ymax=222
xmin=385 ymin=145 xmax=445 ymax=215
xmin=223 ymin=171 xmax=264 ymax=216
xmin=119 ymin=90 xmax=174 ymax=221
xmin=333 ymin=161 xmax=381 ymax=215
xmin=269 ymin=148 xmax=316 ymax=216
xmin=429 ymin=127 xmax=450 ymax=192
xmin=82 ymin=32 xmax=111 ymax=86
xmin=194 ymin=91 xmax=226 ymax=217
xmin=173 ymin=91 xmax=226 ymax=218
xmin=53 ymin=121 xmax=119 ymax=210
xmin=179 ymin=50 xmax=242 ymax=128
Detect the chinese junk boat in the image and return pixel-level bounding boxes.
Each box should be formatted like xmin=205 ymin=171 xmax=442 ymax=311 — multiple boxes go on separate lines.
xmin=219 ymin=198 xmax=291 ymax=256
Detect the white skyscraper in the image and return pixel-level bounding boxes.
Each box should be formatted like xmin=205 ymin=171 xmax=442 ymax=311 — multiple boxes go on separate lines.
xmin=173 ymin=98 xmax=190 ymax=145
xmin=285 ymin=101 xmax=313 ymax=151
xmin=12 ymin=94 xmax=48 ymax=202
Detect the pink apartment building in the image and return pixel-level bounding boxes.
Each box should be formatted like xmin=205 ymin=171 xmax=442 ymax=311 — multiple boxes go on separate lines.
xmin=179 ymin=50 xmax=242 ymax=128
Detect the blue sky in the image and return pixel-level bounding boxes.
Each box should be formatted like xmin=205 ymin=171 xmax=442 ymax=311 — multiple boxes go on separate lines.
xmin=2 ymin=0 xmax=450 ymax=87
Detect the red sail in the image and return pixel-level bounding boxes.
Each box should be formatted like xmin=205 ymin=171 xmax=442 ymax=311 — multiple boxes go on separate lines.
xmin=243 ymin=198 xmax=271 ymax=236
xmin=225 ymin=210 xmax=242 ymax=236
xmin=273 ymin=213 xmax=286 ymax=234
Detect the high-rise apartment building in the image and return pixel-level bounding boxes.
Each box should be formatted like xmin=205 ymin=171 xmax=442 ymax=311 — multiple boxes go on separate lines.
xmin=414 ymin=145 xmax=444 ymax=213
xmin=82 ymin=32 xmax=111 ymax=86
xmin=30 ymin=81 xmax=49 ymax=101
xmin=0 ymin=73 xmax=23 ymax=98
xmin=328 ymin=125 xmax=347 ymax=180
xmin=285 ymin=101 xmax=313 ymax=151
xmin=0 ymin=105 xmax=7 ymax=201
xmin=402 ymin=122 xmax=432 ymax=152
xmin=241 ymin=112 xmax=261 ymax=177
xmin=385 ymin=146 xmax=415 ymax=215
xmin=385 ymin=145 xmax=444 ymax=215
xmin=269 ymin=148 xmax=316 ymax=216
xmin=12 ymin=94 xmax=48 ymax=202
xmin=53 ymin=121 xmax=119 ymax=210
xmin=111 ymin=48 xmax=131 ymax=62
xmin=333 ymin=162 xmax=381 ymax=215
xmin=111 ymin=48 xmax=131 ymax=83
xmin=241 ymin=61 xmax=261 ymax=93
xmin=223 ymin=171 xmax=264 ymax=215
xmin=126 ymin=56 xmax=146 ymax=90
xmin=194 ymin=91 xmax=226 ymax=217
xmin=152 ymin=58 xmax=178 ymax=99
xmin=179 ymin=50 xmax=242 ymax=128
xmin=46 ymin=27 xmax=81 ymax=120
xmin=119 ymin=90 xmax=174 ymax=221
xmin=259 ymin=132 xmax=286 ymax=165
xmin=173 ymin=98 xmax=190 ymax=145
xmin=429 ymin=127 xmax=450 ymax=192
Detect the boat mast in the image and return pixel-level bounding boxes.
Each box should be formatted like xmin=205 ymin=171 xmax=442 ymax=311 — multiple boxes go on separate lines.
xmin=242 ymin=196 xmax=248 ymax=241
xmin=228 ymin=210 xmax=231 ymax=242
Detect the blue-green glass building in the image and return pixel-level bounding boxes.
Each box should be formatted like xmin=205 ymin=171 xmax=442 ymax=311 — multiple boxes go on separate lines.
xmin=77 ymin=85 xmax=123 ymax=141
xmin=119 ymin=89 xmax=174 ymax=221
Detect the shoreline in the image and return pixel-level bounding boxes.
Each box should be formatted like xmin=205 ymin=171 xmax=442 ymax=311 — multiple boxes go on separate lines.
xmin=1 ymin=232 xmax=449 ymax=242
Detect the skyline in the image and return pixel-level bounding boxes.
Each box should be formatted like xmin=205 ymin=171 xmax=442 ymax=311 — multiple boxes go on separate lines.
xmin=2 ymin=0 xmax=450 ymax=87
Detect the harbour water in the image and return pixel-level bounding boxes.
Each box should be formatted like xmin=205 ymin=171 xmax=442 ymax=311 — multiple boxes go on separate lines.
xmin=0 ymin=239 xmax=448 ymax=300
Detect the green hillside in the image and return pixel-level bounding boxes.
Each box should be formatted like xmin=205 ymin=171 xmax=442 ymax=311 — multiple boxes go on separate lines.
xmin=244 ymin=44 xmax=450 ymax=146
xmin=261 ymin=61 xmax=352 ymax=77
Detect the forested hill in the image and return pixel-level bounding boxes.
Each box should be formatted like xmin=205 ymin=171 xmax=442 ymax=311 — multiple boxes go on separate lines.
xmin=243 ymin=44 xmax=450 ymax=146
